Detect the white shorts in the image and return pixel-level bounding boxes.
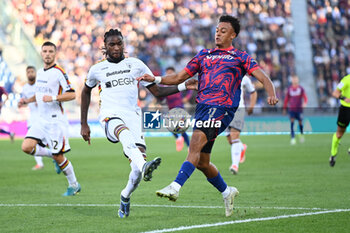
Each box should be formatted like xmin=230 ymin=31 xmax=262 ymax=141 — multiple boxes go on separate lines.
xmin=25 ymin=118 xmax=71 ymax=155
xmin=227 ymin=107 xmax=245 ymax=132
xmin=99 ymin=108 xmax=146 ymax=149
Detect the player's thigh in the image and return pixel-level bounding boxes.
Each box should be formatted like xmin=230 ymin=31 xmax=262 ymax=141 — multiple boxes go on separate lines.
xmin=124 ymin=110 xmax=146 ymax=148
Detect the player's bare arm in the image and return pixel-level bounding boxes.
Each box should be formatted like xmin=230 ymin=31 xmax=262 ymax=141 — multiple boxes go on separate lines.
xmin=333 ymin=88 xmax=350 ymax=103
xmin=18 ymin=95 xmax=36 ymax=107
xmin=251 ymin=68 xmax=279 ymax=105
xmin=137 ymin=69 xmax=191 ymax=85
xmin=43 ymin=91 xmax=75 ymax=102
xmin=147 ymin=79 xmax=198 ymax=97
xmin=80 ymin=85 xmax=92 ymax=144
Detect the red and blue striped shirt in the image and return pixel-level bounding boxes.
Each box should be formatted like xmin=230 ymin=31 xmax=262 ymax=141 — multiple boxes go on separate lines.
xmin=185 ymin=46 xmax=259 ymax=108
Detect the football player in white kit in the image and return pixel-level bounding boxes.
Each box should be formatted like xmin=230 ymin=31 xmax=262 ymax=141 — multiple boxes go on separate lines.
xmin=19 ymin=42 xmax=80 ymax=196
xmin=226 ymin=75 xmax=257 ymax=175
xmin=81 ymin=29 xmax=197 ymax=218
xmin=19 ymin=66 xmax=44 ymax=170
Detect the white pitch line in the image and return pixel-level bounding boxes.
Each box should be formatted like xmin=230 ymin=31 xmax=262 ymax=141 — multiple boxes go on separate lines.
xmin=0 ymin=203 xmax=327 ymax=211
xmin=141 ymin=209 xmax=350 ymax=233
xmin=0 ymin=203 xmax=326 ymax=211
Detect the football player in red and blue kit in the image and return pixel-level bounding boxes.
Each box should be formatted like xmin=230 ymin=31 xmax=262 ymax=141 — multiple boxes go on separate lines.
xmin=283 ymin=75 xmax=308 ymax=145
xmin=138 ymin=15 xmax=278 ymax=217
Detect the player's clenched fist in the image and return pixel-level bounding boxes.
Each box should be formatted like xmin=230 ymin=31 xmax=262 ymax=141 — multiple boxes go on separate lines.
xmin=267 ymin=96 xmax=279 ymax=105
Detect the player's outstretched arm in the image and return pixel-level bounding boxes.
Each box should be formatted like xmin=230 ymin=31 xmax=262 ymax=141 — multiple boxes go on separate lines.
xmin=80 ymin=85 xmax=92 ymax=144
xmin=137 ymin=69 xmax=191 ymax=85
xmin=147 ymin=79 xmax=198 ymax=98
xmin=43 ymin=92 xmax=75 ymax=102
xmin=251 ymin=68 xmax=278 ymax=105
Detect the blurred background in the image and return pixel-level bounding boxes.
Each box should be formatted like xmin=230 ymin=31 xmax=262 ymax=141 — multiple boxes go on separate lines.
xmin=0 ymin=0 xmax=349 ymax=136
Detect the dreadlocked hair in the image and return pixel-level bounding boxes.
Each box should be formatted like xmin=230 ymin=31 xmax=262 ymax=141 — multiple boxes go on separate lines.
xmin=104 ymin=29 xmax=123 ymax=43
xmin=101 ymin=29 xmax=123 ymax=56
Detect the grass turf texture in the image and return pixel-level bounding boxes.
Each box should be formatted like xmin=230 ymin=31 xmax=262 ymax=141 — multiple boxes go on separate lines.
xmin=0 ymin=134 xmax=350 ymax=233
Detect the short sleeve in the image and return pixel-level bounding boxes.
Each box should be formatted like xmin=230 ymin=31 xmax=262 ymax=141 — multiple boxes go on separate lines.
xmin=134 ymin=59 xmax=154 ymax=87
xmin=58 ymin=71 xmax=74 ymax=93
xmin=337 ymin=81 xmax=345 ymax=91
xmin=240 ymin=52 xmax=259 ymax=75
xmin=184 ymin=51 xmax=202 ymax=76
xmin=85 ymin=67 xmax=98 ymax=88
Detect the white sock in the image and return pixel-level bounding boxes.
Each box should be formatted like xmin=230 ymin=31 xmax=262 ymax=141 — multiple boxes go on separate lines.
xmin=32 ymin=145 xmax=52 ymax=158
xmin=222 ymin=186 xmax=231 ymax=198
xmin=60 ymin=158 xmax=78 ymax=187
xmin=121 ymin=162 xmax=142 ymax=198
xmin=171 ymin=181 xmax=181 ymax=192
xmin=117 ymin=129 xmax=146 ymax=172
xmin=34 ymin=156 xmax=44 ymax=166
xmin=230 ymin=139 xmax=241 ymax=168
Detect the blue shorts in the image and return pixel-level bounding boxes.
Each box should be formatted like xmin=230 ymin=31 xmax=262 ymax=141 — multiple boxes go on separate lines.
xmin=194 ymin=103 xmax=236 ymax=142
xmin=289 ymin=111 xmax=302 ymax=121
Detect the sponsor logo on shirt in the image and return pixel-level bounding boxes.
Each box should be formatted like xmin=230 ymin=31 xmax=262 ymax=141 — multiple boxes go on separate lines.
xmin=105 ymin=77 xmax=135 ymax=88
xmin=106 ymin=69 xmax=131 ymax=77
xmin=36 ymin=79 xmax=48 ymax=83
xmin=205 ymin=55 xmax=234 ymax=61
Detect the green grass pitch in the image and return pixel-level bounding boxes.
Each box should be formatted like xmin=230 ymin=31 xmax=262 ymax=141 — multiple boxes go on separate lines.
xmin=1 ymin=134 xmax=350 ymax=233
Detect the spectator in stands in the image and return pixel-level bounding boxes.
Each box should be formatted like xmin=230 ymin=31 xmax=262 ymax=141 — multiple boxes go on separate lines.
xmin=11 ymin=0 xmax=295 ymax=109
xmin=308 ymin=0 xmax=350 ymax=107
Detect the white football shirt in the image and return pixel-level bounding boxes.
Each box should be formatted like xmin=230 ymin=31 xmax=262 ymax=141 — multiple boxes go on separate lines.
xmin=35 ymin=64 xmax=74 ymax=121
xmin=239 ymin=75 xmax=256 ymax=108
xmin=86 ymin=57 xmax=153 ymax=115
xmin=21 ymin=83 xmax=39 ymax=127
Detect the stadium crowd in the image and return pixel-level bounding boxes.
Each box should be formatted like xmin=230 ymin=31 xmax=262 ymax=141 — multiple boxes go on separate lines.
xmin=308 ymin=0 xmax=350 ymax=108
xmin=10 ymin=0 xmax=294 ymax=110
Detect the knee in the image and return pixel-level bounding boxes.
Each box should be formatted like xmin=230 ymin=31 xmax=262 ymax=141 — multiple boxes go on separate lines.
xmin=196 ymin=161 xmax=209 ymax=172
xmin=336 ymin=131 xmax=344 ymax=139
xmin=21 ymin=143 xmax=34 ymax=154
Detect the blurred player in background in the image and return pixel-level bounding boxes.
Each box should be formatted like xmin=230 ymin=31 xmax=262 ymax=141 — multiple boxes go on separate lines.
xmin=0 ymin=84 xmax=15 ymax=142
xmin=18 ymin=66 xmax=44 ymax=170
xmin=80 ymin=29 xmax=197 ymax=218
xmin=227 ymin=75 xmax=257 ymax=175
xmin=138 ymin=15 xmax=278 ymax=217
xmin=161 ymin=67 xmax=191 ymax=151
xmin=18 ymin=41 xmax=80 ymax=196
xmin=283 ymin=75 xmax=308 ymax=145
xmin=329 ymin=74 xmax=350 ymax=167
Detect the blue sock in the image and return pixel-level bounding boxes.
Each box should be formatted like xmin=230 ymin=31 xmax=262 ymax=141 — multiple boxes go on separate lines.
xmin=0 ymin=129 xmax=10 ymax=135
xmin=299 ymin=123 xmax=304 ymax=134
xmin=290 ymin=122 xmax=295 ymax=138
xmin=207 ymin=172 xmax=227 ymax=193
xmin=174 ymin=161 xmax=195 ymax=186
xmin=182 ymin=133 xmax=190 ymax=147
xmin=173 ymin=133 xmax=179 ymax=139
